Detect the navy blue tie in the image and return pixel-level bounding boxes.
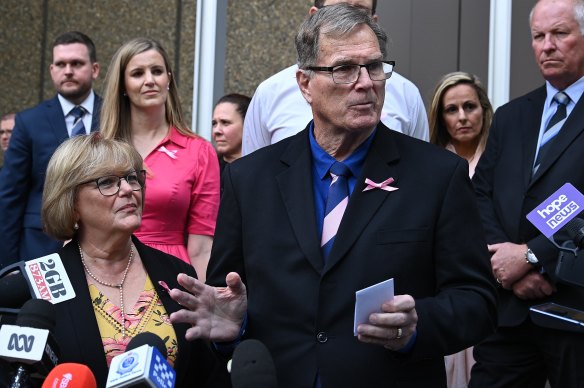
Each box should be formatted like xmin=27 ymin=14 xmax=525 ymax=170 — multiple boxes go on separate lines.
xmin=70 ymin=106 xmax=87 ymax=137
xmin=321 ymin=161 xmax=351 ymax=262
xmin=533 ymin=91 xmax=570 ymax=174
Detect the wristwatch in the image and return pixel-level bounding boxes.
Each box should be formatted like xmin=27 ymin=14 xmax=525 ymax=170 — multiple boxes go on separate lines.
xmin=525 ymin=248 xmax=539 ymax=266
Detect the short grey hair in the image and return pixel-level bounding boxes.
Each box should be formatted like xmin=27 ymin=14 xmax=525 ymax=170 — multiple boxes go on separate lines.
xmin=529 ymin=0 xmax=584 ymax=35
xmin=295 ymin=3 xmax=388 ymax=69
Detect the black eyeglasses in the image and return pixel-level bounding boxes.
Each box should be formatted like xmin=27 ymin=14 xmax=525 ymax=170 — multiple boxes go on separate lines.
xmin=80 ymin=170 xmax=146 ymax=196
xmin=304 ymin=60 xmax=395 ymax=84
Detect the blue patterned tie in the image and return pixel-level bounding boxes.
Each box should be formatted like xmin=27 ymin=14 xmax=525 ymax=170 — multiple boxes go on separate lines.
xmin=321 ymin=161 xmax=351 ymax=262
xmin=70 ymin=106 xmax=87 ymax=137
xmin=533 ymin=91 xmax=570 ymax=174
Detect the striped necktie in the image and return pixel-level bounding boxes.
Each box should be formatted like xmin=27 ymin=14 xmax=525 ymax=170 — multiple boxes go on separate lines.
xmin=533 ymin=91 xmax=570 ymax=174
xmin=321 ymin=161 xmax=351 ymax=262
xmin=70 ymin=106 xmax=87 ymax=137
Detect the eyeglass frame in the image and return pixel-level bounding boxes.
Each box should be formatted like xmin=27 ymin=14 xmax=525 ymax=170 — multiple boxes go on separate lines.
xmin=303 ymin=60 xmax=395 ymax=84
xmin=79 ymin=170 xmax=146 ymax=197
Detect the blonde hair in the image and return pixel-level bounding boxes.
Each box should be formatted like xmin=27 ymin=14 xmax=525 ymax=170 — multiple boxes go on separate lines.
xmin=100 ymin=37 xmax=193 ymax=141
xmin=429 ymin=72 xmax=493 ymax=154
xmin=42 ymin=133 xmax=144 ymax=240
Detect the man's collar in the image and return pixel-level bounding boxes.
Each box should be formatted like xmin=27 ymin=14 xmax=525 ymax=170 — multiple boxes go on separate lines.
xmin=58 ymin=91 xmax=95 ymax=116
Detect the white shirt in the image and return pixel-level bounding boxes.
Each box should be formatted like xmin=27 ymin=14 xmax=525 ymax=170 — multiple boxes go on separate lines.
xmin=242 ymin=64 xmax=429 ymax=156
xmin=58 ymin=91 xmax=96 ymax=137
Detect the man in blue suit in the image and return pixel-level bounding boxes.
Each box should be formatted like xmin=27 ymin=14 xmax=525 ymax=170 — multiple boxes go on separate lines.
xmin=0 ymin=31 xmax=101 ymax=268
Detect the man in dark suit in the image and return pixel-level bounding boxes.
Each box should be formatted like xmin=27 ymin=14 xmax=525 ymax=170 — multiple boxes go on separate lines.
xmin=169 ymin=4 xmax=497 ymax=387
xmin=0 ymin=31 xmax=101 ymax=268
xmin=470 ymin=0 xmax=584 ymax=386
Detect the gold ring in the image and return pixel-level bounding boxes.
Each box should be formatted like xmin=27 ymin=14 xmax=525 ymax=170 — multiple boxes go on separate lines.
xmin=396 ymin=327 xmax=403 ymax=340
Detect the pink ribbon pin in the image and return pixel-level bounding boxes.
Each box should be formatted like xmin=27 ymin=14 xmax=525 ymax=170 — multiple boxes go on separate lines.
xmin=158 ymin=146 xmax=178 ymax=159
xmin=363 ymin=177 xmax=398 ymax=192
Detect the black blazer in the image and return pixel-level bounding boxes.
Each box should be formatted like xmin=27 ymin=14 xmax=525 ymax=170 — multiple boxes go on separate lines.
xmin=53 ymin=236 xmax=223 ymax=388
xmin=0 ymin=94 xmax=102 ymax=268
xmin=207 ymin=123 xmax=497 ymax=388
xmin=473 ymin=85 xmax=584 ymax=326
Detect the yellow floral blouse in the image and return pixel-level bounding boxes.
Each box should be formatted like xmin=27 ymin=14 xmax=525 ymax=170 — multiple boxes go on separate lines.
xmin=87 ymin=276 xmax=178 ymax=367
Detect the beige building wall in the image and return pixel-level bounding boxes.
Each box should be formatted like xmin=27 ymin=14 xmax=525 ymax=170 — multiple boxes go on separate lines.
xmin=0 ymin=0 xmax=309 ymax=127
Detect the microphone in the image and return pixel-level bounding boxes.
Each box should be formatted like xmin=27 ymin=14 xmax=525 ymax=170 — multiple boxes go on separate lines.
xmin=230 ymin=339 xmax=277 ymax=388
xmin=105 ymin=332 xmax=176 ymax=388
xmin=0 ymin=272 xmax=32 ymax=309
xmin=0 ymin=299 xmax=60 ymax=387
xmin=0 ymin=253 xmax=76 ymax=307
xmin=41 ymin=363 xmax=96 ymax=388
xmin=563 ymin=217 xmax=584 ymax=249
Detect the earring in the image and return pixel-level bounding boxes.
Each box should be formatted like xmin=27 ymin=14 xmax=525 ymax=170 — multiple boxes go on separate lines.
xmin=166 ymin=84 xmax=170 ymax=91
xmin=122 ymin=91 xmax=127 ymax=96
xmin=74 ymin=222 xmax=79 ymax=230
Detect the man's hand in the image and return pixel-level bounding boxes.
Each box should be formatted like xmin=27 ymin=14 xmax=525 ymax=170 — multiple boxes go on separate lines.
xmin=512 ymin=271 xmax=555 ymax=300
xmin=356 ymin=295 xmax=417 ymax=351
xmin=169 ymin=272 xmax=248 ymax=342
xmin=489 ymin=242 xmax=531 ymax=289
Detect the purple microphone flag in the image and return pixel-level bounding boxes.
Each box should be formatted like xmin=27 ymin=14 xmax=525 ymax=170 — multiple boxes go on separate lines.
xmin=526 ymin=183 xmax=584 ymax=238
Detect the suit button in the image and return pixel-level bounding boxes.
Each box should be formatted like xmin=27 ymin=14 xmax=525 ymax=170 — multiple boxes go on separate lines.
xmin=316 ymin=332 xmax=328 ymax=343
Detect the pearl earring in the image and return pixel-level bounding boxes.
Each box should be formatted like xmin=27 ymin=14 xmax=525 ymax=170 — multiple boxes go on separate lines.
xmin=74 ymin=222 xmax=79 ymax=230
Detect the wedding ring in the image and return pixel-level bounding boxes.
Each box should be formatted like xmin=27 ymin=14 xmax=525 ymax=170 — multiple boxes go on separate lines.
xmin=396 ymin=327 xmax=403 ymax=340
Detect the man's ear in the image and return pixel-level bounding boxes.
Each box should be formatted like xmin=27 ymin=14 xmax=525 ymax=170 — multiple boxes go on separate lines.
xmin=372 ymin=14 xmax=379 ymax=23
xmin=308 ymin=6 xmax=319 ymax=15
xmin=296 ymin=69 xmax=313 ymax=105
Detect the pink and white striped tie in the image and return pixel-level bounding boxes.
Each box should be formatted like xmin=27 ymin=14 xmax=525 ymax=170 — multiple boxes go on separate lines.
xmin=321 ymin=161 xmax=351 ymax=261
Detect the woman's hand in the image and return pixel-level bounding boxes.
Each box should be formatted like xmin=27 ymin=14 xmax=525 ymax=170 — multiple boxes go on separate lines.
xmin=169 ymin=272 xmax=247 ymax=342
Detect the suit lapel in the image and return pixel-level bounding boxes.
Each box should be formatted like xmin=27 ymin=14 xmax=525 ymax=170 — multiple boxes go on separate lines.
xmin=91 ymin=94 xmax=102 ymax=132
xmin=522 ymin=87 xmax=546 ymax=188
xmin=45 ymin=95 xmax=69 ymax=143
xmin=325 ymin=126 xmax=400 ymax=273
xmin=276 ymin=129 xmax=324 ymax=273
xmin=531 ymin=89 xmax=584 ymax=183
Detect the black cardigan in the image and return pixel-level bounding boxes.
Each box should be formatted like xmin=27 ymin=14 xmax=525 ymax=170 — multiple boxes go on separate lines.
xmin=52 ymin=236 xmax=228 ymax=387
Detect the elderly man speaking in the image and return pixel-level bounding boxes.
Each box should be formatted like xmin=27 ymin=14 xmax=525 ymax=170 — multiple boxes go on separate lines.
xmin=169 ymin=4 xmax=497 ymax=387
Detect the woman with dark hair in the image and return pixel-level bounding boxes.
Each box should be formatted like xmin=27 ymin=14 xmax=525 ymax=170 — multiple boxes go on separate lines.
xmin=100 ymin=38 xmax=220 ymax=282
xmin=212 ymin=93 xmax=251 ymax=171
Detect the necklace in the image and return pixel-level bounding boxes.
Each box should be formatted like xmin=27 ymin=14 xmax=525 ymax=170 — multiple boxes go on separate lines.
xmin=79 ymin=243 xmax=134 ymax=339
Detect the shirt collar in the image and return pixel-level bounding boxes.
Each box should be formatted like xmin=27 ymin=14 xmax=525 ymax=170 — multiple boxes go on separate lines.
xmin=545 ymin=75 xmax=584 ymax=108
xmin=58 ymin=91 xmax=95 ymax=116
xmin=158 ymin=126 xmax=189 ymax=149
xmin=308 ymin=121 xmax=376 ymax=180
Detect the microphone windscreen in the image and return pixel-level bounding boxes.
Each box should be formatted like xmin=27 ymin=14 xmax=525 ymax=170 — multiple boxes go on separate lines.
xmin=126 ymin=332 xmax=168 ymax=358
xmin=0 ymin=272 xmax=31 ymax=308
xmin=41 ymin=363 xmax=97 ymax=388
xmin=15 ymin=299 xmax=56 ymax=331
xmin=231 ymin=339 xmax=277 ymax=388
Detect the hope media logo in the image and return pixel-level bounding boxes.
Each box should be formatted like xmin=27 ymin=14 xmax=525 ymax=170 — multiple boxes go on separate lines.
xmin=527 ymin=183 xmax=584 ymax=238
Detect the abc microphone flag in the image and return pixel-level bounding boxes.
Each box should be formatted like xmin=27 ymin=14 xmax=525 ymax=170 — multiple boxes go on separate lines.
xmin=42 ymin=363 xmax=97 ymax=388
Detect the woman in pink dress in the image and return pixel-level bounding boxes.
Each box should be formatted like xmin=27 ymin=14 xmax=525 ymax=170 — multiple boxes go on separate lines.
xmin=100 ymin=38 xmax=220 ymax=282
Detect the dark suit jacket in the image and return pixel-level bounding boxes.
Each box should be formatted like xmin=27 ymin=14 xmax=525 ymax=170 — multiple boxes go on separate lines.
xmin=0 ymin=94 xmax=101 ymax=268
xmin=54 ymin=236 xmax=224 ymax=388
xmin=473 ymin=85 xmax=584 ymax=327
xmin=207 ymin=123 xmax=497 ymax=388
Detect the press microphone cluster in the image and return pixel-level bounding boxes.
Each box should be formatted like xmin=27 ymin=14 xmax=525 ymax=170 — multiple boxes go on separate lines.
xmin=105 ymin=332 xmax=176 ymax=388
xmin=229 ymin=339 xmax=277 ymax=388
xmin=0 ymin=299 xmax=60 ymax=387
xmin=563 ymin=217 xmax=584 ymax=249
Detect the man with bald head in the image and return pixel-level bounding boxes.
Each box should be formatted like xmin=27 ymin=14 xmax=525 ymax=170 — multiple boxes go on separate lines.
xmin=471 ymin=0 xmax=584 ymax=386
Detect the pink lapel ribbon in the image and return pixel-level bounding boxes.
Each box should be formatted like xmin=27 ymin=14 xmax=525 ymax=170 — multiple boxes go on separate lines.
xmin=158 ymin=146 xmax=178 ymax=159
xmin=362 ymin=177 xmax=398 ymax=192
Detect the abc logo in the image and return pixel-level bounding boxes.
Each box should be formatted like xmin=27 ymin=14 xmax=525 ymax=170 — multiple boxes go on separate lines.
xmin=7 ymin=334 xmax=34 ymax=352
